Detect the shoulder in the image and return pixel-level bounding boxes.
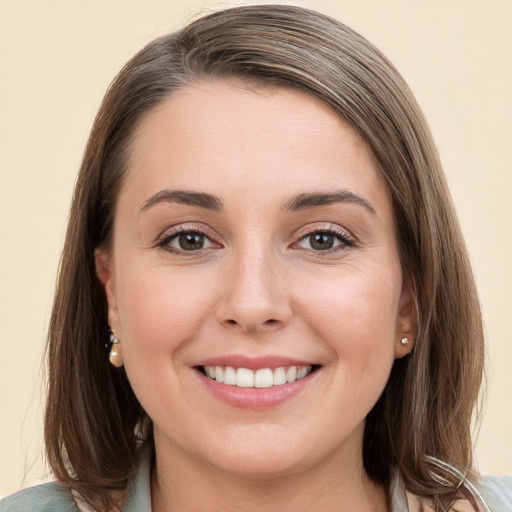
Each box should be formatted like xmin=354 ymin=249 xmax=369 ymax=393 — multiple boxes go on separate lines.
xmin=477 ymin=474 xmax=512 ymax=511
xmin=0 ymin=481 xmax=78 ymax=512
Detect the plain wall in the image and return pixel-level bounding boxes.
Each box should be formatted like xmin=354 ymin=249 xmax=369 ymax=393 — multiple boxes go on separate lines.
xmin=1 ymin=0 xmax=510 ymax=497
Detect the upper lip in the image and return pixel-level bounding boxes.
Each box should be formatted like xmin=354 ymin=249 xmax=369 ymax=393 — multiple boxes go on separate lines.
xmin=194 ymin=355 xmax=318 ymax=370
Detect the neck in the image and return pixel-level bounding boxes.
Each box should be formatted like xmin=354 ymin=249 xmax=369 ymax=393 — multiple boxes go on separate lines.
xmin=150 ymin=438 xmax=389 ymax=512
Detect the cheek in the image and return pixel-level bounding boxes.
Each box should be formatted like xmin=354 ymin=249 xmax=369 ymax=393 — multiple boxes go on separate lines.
xmin=297 ymin=264 xmax=401 ymax=364
xmin=114 ymin=263 xmax=215 ymax=355
xmin=289 ymin=266 xmax=402 ymax=439
xmin=112 ymin=265 xmax=218 ymax=418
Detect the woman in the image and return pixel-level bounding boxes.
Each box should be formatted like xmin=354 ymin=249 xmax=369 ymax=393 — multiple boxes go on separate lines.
xmin=1 ymin=5 xmax=510 ymax=512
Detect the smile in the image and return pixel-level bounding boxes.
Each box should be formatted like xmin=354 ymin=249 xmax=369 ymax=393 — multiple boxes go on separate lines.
xmin=200 ymin=365 xmax=314 ymax=388
xmin=194 ymin=359 xmax=321 ymax=409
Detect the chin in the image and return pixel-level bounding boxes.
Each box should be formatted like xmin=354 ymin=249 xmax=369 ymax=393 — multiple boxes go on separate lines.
xmin=213 ymin=452 xmax=307 ymax=480
xmin=196 ymin=429 xmax=317 ymax=479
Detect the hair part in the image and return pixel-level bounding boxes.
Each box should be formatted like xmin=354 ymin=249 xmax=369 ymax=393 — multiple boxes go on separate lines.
xmin=45 ymin=5 xmax=484 ymax=511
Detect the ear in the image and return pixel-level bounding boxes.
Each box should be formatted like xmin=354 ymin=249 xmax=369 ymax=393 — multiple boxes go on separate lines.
xmin=394 ymin=280 xmax=417 ymax=359
xmin=94 ymin=248 xmax=120 ymax=333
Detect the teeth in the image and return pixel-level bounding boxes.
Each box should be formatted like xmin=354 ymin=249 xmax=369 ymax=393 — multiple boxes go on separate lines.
xmin=273 ymin=367 xmax=287 ymax=386
xmin=203 ymin=365 xmax=313 ymax=388
xmin=224 ymin=366 xmax=237 ymax=385
xmin=286 ymin=366 xmax=297 ymax=383
xmin=297 ymin=366 xmax=308 ymax=379
xmin=236 ymin=368 xmax=254 ymax=388
xmin=254 ymin=368 xmax=273 ymax=388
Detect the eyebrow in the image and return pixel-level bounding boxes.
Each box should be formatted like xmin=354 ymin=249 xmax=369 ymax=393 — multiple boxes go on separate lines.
xmin=140 ymin=188 xmax=375 ymax=216
xmin=281 ymin=190 xmax=376 ymax=215
xmin=141 ymin=189 xmax=223 ymax=213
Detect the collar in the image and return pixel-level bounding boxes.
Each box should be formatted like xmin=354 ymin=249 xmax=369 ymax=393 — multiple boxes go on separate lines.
xmin=123 ymin=450 xmax=409 ymax=511
xmin=124 ymin=447 xmax=153 ymax=512
xmin=122 ymin=449 xmax=489 ymax=512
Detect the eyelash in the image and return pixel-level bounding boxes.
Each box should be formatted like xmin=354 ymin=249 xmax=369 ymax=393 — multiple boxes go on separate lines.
xmin=155 ymin=224 xmax=354 ymax=255
xmin=156 ymin=224 xmax=221 ymax=255
xmin=292 ymin=224 xmax=355 ymax=254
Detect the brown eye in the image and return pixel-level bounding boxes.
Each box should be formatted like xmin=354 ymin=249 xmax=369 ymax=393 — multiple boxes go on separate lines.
xmin=310 ymin=233 xmax=334 ymax=250
xmin=297 ymin=229 xmax=352 ymax=252
xmin=159 ymin=230 xmax=216 ymax=252
xmin=179 ymin=232 xmax=205 ymax=251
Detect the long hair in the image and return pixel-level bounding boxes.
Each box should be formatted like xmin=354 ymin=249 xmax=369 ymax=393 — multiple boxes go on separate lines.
xmin=45 ymin=5 xmax=484 ymax=511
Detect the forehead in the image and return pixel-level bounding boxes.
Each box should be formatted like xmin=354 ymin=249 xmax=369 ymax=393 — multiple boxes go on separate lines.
xmin=122 ymin=80 xmax=390 ymax=214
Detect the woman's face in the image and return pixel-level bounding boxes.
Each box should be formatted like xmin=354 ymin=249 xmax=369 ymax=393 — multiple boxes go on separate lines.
xmin=96 ymin=81 xmax=415 ymax=478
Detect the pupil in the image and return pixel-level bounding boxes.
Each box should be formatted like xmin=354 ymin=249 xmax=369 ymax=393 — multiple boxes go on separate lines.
xmin=179 ymin=233 xmax=204 ymax=250
xmin=310 ymin=233 xmax=333 ymax=250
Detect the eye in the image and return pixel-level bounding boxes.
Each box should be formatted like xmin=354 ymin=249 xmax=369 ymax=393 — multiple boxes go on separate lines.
xmin=296 ymin=228 xmax=353 ymax=252
xmin=158 ymin=229 xmax=217 ymax=253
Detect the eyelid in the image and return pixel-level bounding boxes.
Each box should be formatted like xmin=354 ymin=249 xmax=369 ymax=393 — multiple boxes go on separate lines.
xmin=154 ymin=223 xmax=222 ymax=252
xmin=294 ymin=222 xmax=353 ymax=239
xmin=291 ymin=222 xmax=355 ymax=251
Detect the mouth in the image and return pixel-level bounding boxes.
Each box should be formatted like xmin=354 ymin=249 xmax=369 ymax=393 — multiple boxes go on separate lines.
xmin=195 ymin=364 xmax=320 ymax=388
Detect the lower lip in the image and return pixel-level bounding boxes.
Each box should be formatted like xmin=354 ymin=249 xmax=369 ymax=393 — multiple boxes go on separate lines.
xmin=196 ymin=369 xmax=318 ymax=410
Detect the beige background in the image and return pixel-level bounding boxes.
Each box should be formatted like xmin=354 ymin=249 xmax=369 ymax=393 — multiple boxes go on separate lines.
xmin=1 ymin=0 xmax=510 ymax=498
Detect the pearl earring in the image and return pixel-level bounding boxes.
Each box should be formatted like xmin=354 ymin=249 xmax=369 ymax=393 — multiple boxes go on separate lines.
xmin=401 ymin=337 xmax=409 ymax=346
xmin=108 ymin=330 xmax=123 ymax=367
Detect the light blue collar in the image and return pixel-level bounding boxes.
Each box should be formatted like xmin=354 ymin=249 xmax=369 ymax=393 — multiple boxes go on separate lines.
xmin=122 ymin=448 xmax=507 ymax=511
xmin=123 ymin=448 xmax=152 ymax=512
xmin=121 ymin=449 xmax=409 ymax=512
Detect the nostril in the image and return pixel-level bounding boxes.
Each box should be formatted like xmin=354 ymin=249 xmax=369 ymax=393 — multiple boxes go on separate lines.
xmin=220 ymin=311 xmax=289 ymax=331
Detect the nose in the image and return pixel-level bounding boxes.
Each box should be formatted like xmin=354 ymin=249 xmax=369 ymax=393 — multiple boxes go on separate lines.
xmin=215 ymin=247 xmax=292 ymax=334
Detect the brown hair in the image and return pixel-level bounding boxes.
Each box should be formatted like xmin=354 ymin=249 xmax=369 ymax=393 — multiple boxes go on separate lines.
xmin=45 ymin=5 xmax=484 ymax=511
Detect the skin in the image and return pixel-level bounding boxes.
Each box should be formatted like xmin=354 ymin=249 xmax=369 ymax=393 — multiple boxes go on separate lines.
xmin=96 ymin=81 xmax=416 ymax=511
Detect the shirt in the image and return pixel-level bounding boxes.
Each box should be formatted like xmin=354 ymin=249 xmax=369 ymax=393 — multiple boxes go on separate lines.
xmin=2 ymin=451 xmax=511 ymax=512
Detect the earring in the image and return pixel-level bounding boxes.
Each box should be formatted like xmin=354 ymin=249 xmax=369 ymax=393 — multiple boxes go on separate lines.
xmin=400 ymin=337 xmax=409 ymax=346
xmin=108 ymin=330 xmax=123 ymax=367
